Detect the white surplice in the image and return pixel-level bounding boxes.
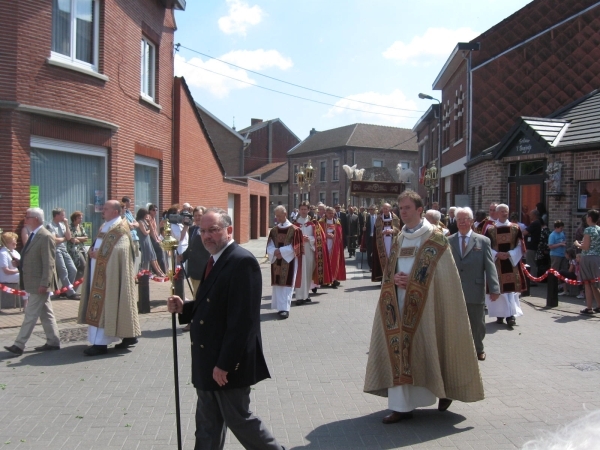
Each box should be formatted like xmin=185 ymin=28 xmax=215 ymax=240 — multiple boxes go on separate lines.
xmin=87 ymin=216 xmax=121 ymax=346
xmin=267 ymin=220 xmax=298 ymax=312
xmin=381 ymin=214 xmax=394 ymax=258
xmin=388 ymin=219 xmax=437 ymax=413
xmin=485 ymin=219 xmax=524 ymax=318
xmin=294 ymin=216 xmax=315 ymax=301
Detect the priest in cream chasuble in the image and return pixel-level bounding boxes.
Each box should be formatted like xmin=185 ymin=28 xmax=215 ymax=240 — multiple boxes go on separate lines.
xmin=364 ymin=191 xmax=483 ymax=422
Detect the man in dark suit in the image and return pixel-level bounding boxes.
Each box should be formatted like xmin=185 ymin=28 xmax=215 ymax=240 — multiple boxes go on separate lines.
xmin=447 ymin=207 xmax=459 ymax=235
xmin=168 ymin=208 xmax=283 ymax=450
xmin=448 ymin=207 xmax=500 ymax=361
xmin=334 ymin=204 xmax=348 ymax=249
xmin=4 ymin=208 xmax=60 ymax=356
xmin=364 ymin=205 xmax=378 ymax=269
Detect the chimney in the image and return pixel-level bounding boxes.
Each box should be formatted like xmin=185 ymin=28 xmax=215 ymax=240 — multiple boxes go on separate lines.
xmin=251 ymin=118 xmax=263 ymax=126
xmin=309 ymin=128 xmax=318 ymax=136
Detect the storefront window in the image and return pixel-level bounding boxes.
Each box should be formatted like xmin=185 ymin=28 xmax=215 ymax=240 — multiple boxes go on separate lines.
xmin=519 ymin=161 xmax=544 ymax=176
xmin=134 ymin=158 xmax=159 ymax=213
xmin=31 ymin=145 xmax=105 ymax=238
xmin=578 ymin=181 xmax=600 ymax=211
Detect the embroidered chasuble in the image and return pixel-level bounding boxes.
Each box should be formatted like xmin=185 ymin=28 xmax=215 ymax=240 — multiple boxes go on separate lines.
xmin=267 ymin=224 xmax=303 ymax=288
xmin=294 ymin=217 xmax=330 ymax=298
xmin=484 ymin=220 xmax=525 ymax=318
xmin=77 ymin=217 xmax=141 ymax=343
xmin=364 ymin=220 xmax=484 ymax=407
xmin=372 ymin=212 xmax=401 ymax=282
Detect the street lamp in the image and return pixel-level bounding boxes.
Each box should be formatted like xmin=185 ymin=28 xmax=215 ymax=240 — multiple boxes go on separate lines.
xmin=418 ymin=92 xmax=442 ymax=204
xmin=296 ymin=160 xmax=314 ymax=202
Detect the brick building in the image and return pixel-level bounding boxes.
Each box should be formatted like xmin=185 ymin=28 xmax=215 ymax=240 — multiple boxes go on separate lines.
xmin=238 ymin=118 xmax=300 ymax=175
xmin=287 ymin=124 xmax=418 ymax=209
xmin=0 ymin=0 xmax=268 ymax=243
xmin=414 ymin=0 xmax=600 ymax=241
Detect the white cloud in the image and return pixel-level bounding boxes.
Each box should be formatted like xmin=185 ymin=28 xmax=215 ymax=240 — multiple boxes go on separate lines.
xmin=174 ymin=49 xmax=293 ymax=98
xmin=325 ymin=90 xmax=421 ymax=127
xmin=221 ymin=49 xmax=292 ymax=71
xmin=218 ymin=0 xmax=264 ymax=36
xmin=383 ymin=27 xmax=480 ymax=65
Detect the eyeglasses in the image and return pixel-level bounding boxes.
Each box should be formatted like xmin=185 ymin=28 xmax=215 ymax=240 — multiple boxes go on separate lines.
xmin=199 ymin=226 xmax=225 ymax=235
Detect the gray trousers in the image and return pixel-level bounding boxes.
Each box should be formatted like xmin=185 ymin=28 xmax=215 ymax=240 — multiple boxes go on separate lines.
xmin=195 ymin=387 xmax=282 ymax=450
xmin=526 ymin=249 xmax=538 ymax=278
xmin=14 ymin=292 xmax=60 ymax=350
xmin=466 ymin=303 xmax=486 ymax=354
xmin=55 ymin=248 xmax=77 ymax=295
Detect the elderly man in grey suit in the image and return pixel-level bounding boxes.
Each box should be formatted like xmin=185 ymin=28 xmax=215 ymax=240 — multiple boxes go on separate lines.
xmin=4 ymin=208 xmax=60 ymax=356
xmin=449 ymin=207 xmax=500 ymax=361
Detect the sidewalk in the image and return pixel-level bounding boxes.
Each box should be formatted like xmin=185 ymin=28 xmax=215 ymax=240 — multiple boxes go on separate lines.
xmin=1 ymin=245 xmax=600 ymax=449
xmin=0 ymin=237 xmax=270 ymax=330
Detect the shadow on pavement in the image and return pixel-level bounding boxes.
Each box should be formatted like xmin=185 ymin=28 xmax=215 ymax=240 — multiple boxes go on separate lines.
xmin=485 ymin=322 xmax=517 ymax=334
xmin=260 ymin=312 xmax=284 ymax=322
xmin=291 ymin=410 xmax=471 ymax=449
xmin=142 ymin=328 xmax=182 ymax=339
xmin=553 ymin=314 xmax=595 ymax=323
xmin=344 ymin=285 xmax=381 ymax=292
xmin=2 ymin=344 xmax=126 ymax=365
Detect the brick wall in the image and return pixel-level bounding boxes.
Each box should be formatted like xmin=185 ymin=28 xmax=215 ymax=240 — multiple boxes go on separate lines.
xmin=1 ymin=1 xmax=176 ymax=231
xmin=174 ymin=78 xmax=269 ymax=243
xmin=243 ymin=120 xmax=299 ymax=175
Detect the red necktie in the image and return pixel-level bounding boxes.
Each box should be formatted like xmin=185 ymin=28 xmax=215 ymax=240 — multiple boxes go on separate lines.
xmin=204 ymin=256 xmax=214 ymax=279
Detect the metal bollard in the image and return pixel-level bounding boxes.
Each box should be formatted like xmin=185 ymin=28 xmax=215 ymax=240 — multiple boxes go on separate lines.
xmin=138 ymin=274 xmax=151 ymax=314
xmin=546 ymin=272 xmax=559 ymax=308
xmin=521 ymin=263 xmax=531 ymax=297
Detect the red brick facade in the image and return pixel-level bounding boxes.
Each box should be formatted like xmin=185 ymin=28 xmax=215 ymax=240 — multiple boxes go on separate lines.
xmin=241 ymin=120 xmax=300 ymax=175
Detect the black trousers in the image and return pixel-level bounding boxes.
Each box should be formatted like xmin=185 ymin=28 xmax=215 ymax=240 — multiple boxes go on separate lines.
xmin=365 ymin=234 xmax=374 ymax=268
xmin=195 ymin=387 xmax=282 ymax=450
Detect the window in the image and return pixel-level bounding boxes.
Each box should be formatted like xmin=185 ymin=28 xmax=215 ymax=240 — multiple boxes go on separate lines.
xmin=319 ymin=192 xmax=326 ymax=204
xmin=135 ymin=156 xmax=159 ymax=213
xmin=332 ymin=160 xmax=339 ymax=181
xmin=52 ymin=0 xmax=99 ymax=70
xmin=293 ymin=194 xmax=298 ymax=208
xmin=278 ymin=184 xmax=283 ymax=195
xmin=293 ymin=164 xmax=298 ymax=184
xmin=320 ymin=161 xmax=326 ymax=182
xmin=332 ymin=191 xmax=339 ymax=206
xmin=141 ymin=38 xmax=156 ymax=100
xmin=455 ymin=88 xmax=464 ymax=142
xmin=578 ymin=181 xmax=600 ymax=211
xmin=373 ymin=160 xmax=383 ymax=168
xmin=30 ymin=136 xmax=106 ymax=240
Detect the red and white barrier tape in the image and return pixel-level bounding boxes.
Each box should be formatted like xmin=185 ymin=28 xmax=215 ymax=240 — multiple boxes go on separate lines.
xmin=520 ymin=262 xmax=599 ymax=285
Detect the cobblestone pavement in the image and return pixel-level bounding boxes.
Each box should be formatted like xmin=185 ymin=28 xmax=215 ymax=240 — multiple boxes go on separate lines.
xmin=1 ymin=238 xmax=599 ymax=449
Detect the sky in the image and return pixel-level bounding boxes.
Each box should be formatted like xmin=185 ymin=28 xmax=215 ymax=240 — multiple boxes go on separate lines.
xmin=173 ymin=0 xmax=533 ymax=141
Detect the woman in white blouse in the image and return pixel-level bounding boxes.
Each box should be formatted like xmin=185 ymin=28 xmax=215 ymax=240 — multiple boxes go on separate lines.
xmin=0 ymin=232 xmax=22 ymax=309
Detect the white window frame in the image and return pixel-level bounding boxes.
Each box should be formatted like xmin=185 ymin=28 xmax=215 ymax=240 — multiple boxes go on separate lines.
xmin=134 ymin=155 xmax=160 ymax=211
xmin=332 ymin=159 xmax=339 ymax=181
xmin=319 ymin=192 xmax=326 ymax=204
xmin=320 ymin=160 xmax=327 ymax=182
xmin=50 ymin=0 xmax=100 ymax=73
xmin=373 ymin=159 xmax=384 ymax=168
xmin=141 ymin=37 xmax=156 ymax=101
xmin=332 ymin=191 xmax=339 ymax=206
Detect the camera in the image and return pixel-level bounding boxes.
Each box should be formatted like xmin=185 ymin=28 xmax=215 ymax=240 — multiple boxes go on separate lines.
xmin=169 ymin=211 xmax=193 ymax=226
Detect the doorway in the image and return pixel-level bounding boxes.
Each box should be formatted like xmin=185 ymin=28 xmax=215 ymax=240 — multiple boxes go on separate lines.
xmin=507 ymin=160 xmax=545 ymax=226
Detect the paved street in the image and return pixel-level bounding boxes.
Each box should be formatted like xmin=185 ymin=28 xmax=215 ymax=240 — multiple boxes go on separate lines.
xmin=1 ymin=238 xmax=600 ymax=449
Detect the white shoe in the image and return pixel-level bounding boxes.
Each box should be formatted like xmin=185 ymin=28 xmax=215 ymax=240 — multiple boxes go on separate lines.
xmin=577 ymin=293 xmax=585 ymax=299
xmin=558 ymin=291 xmax=567 ymax=296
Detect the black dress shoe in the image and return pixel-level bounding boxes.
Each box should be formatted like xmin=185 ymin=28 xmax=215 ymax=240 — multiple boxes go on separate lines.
xmin=114 ymin=338 xmax=138 ymax=349
xmin=506 ymin=317 xmax=516 ymax=326
xmin=278 ymin=311 xmax=289 ymax=319
xmin=34 ymin=344 xmax=60 ymax=352
xmin=332 ymin=280 xmax=341 ymax=287
xmin=477 ymin=352 xmax=486 ymax=361
xmin=295 ymin=299 xmax=305 ymax=306
xmin=438 ymin=398 xmax=452 ymax=412
xmin=311 ymin=288 xmax=317 ymax=294
xmin=304 ymin=298 xmax=311 ymax=303
xmin=66 ymin=294 xmax=81 ymax=300
xmin=83 ymin=345 xmax=108 ymax=356
xmin=4 ymin=345 xmax=23 ymax=356
xmin=382 ymin=411 xmax=413 ymax=424
xmin=495 ymin=317 xmax=504 ymax=324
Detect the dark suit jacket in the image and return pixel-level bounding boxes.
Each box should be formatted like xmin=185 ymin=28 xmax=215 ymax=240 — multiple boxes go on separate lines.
xmin=338 ymin=212 xmax=348 ymax=246
xmin=447 ymin=217 xmax=459 ymax=235
xmin=179 ymin=242 xmax=270 ymax=391
xmin=180 ymin=225 xmax=210 ymax=280
xmin=448 ymin=232 xmax=500 ymax=304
